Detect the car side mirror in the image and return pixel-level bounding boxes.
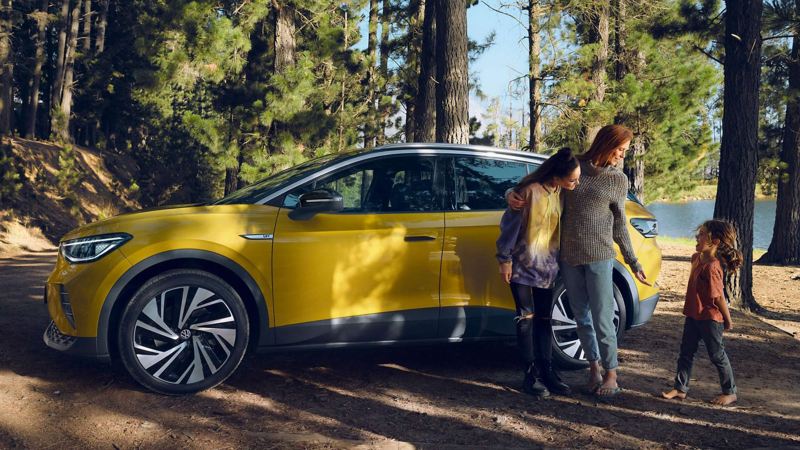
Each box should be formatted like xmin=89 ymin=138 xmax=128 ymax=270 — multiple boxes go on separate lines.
xmin=288 ymin=188 xmax=344 ymax=220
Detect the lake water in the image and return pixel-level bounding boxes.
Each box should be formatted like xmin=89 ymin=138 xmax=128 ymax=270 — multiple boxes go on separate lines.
xmin=646 ymin=199 xmax=776 ymax=250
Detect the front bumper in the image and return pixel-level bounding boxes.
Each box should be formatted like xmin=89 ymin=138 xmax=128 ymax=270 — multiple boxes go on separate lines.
xmin=43 ymin=321 xmax=110 ymax=360
xmin=630 ymin=292 xmax=660 ymax=328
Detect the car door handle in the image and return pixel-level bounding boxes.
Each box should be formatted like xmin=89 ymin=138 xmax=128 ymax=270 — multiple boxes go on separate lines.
xmin=404 ymin=235 xmax=436 ymax=242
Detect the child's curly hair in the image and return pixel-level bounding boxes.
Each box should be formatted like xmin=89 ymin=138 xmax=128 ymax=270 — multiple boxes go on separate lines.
xmin=700 ymin=219 xmax=743 ymax=271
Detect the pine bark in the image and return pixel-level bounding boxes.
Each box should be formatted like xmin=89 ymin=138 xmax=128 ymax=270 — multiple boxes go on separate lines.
xmin=80 ymin=0 xmax=91 ymax=53
xmin=528 ymin=1 xmax=542 ymax=152
xmin=94 ymin=0 xmax=108 ymax=53
xmin=56 ymin=1 xmax=80 ymax=142
xmin=613 ymin=0 xmax=645 ymax=201
xmin=715 ymin=0 xmax=763 ymax=311
xmin=434 ymin=0 xmax=469 ymax=144
xmin=25 ymin=0 xmax=48 ymax=138
xmin=404 ymin=0 xmax=424 ymax=142
xmin=414 ymin=0 xmax=436 ymax=142
xmin=50 ymin=0 xmax=70 ymax=136
xmin=0 ymin=0 xmax=12 ymax=136
xmin=364 ymin=0 xmax=378 ymax=148
xmin=585 ymin=1 xmax=609 ymax=146
xmin=760 ymin=13 xmax=800 ymax=265
xmin=377 ymin=0 xmax=390 ymax=146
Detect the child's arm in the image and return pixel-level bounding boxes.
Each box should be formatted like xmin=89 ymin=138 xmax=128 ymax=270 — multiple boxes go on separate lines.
xmin=714 ymin=296 xmax=733 ymax=331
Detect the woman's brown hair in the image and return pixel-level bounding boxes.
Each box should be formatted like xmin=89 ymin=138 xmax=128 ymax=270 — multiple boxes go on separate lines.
xmin=581 ymin=124 xmax=633 ymax=167
xmin=700 ymin=219 xmax=743 ymax=272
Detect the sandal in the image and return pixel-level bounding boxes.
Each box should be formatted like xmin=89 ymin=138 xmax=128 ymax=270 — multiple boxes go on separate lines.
xmin=596 ymin=386 xmax=623 ymax=398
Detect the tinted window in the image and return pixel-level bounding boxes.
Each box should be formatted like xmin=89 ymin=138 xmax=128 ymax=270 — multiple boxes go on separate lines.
xmin=453 ymin=157 xmax=528 ymax=211
xmin=283 ymin=156 xmax=442 ymax=213
xmin=213 ymin=153 xmax=346 ymax=205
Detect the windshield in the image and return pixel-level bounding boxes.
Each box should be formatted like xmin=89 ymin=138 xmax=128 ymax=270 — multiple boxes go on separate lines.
xmin=214 ymin=153 xmax=346 ymax=205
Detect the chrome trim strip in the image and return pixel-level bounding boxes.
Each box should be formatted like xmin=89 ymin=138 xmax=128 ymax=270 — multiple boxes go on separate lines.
xmin=240 ymin=234 xmax=274 ymax=240
xmin=256 ymin=147 xmax=545 ymax=205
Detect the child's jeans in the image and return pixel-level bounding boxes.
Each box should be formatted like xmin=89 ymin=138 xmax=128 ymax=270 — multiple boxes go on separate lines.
xmin=674 ymin=316 xmax=737 ymax=395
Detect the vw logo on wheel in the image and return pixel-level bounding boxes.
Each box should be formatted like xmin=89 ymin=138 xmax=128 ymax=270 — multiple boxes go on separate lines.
xmin=179 ymin=329 xmax=192 ymax=340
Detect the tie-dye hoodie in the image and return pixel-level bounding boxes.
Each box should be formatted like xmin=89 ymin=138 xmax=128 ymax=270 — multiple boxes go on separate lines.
xmin=496 ymin=182 xmax=562 ymax=288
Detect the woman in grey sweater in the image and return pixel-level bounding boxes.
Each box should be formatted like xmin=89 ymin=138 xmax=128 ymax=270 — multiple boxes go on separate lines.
xmin=509 ymin=124 xmax=647 ymax=398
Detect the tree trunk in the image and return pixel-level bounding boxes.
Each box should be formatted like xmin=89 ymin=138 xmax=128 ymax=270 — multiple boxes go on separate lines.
xmin=376 ymin=0 xmax=390 ymax=146
xmin=270 ymin=0 xmax=296 ymax=157
xmin=405 ymin=0 xmax=423 ymax=142
xmin=527 ymin=1 xmax=542 ymax=152
xmin=25 ymin=0 xmax=48 ymax=138
xmin=50 ymin=0 xmax=70 ymax=136
xmin=80 ymin=0 xmax=91 ymax=53
xmin=715 ymin=0 xmax=762 ymax=311
xmin=56 ymin=1 xmax=80 ymax=142
xmin=759 ymin=16 xmax=800 ymax=265
xmin=364 ymin=0 xmax=378 ymax=148
xmin=0 ymin=0 xmax=12 ymax=136
xmin=414 ymin=0 xmax=436 ymax=142
xmin=434 ymin=0 xmax=469 ymax=144
xmin=94 ymin=0 xmax=108 ymax=53
xmin=585 ymin=1 xmax=609 ymax=145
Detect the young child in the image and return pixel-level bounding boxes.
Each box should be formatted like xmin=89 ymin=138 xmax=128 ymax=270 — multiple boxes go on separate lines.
xmin=662 ymin=219 xmax=742 ymax=406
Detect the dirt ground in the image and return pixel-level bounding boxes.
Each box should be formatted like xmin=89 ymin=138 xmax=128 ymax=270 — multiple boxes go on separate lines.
xmin=0 ymin=243 xmax=799 ymax=449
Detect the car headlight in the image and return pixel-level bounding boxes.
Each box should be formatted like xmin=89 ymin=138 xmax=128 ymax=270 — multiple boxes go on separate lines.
xmin=630 ymin=218 xmax=658 ymax=238
xmin=60 ymin=233 xmax=132 ymax=264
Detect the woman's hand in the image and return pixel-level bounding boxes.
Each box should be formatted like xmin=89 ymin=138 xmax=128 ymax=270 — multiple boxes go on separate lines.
xmin=506 ymin=190 xmax=526 ymax=210
xmin=634 ymin=270 xmax=650 ymax=286
xmin=500 ymin=262 xmax=513 ymax=284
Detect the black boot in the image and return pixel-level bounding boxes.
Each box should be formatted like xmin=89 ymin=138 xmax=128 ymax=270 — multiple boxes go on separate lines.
xmin=522 ymin=363 xmax=550 ymax=398
xmin=540 ymin=361 xmax=571 ymax=396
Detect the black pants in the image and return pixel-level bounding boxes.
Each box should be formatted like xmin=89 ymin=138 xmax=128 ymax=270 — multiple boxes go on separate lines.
xmin=510 ymin=283 xmax=553 ymax=366
xmin=674 ymin=317 xmax=737 ymax=395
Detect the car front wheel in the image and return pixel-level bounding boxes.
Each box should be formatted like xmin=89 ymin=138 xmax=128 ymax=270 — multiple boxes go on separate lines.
xmin=550 ymin=280 xmax=626 ymax=370
xmin=118 ymin=269 xmax=249 ymax=395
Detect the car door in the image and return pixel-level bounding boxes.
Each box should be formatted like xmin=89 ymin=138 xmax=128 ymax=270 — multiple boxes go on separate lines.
xmin=272 ymin=154 xmax=445 ymax=345
xmin=439 ymin=155 xmax=532 ymax=339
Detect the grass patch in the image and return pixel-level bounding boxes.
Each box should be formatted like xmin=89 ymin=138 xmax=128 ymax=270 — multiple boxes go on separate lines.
xmin=657 ymin=235 xmax=766 ymax=259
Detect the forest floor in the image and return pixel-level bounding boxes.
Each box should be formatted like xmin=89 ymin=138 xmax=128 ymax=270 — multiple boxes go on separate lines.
xmin=0 ymin=242 xmax=798 ymax=449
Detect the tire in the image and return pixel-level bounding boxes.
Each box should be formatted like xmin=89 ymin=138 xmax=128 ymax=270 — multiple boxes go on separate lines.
xmin=117 ymin=269 xmax=249 ymax=395
xmin=550 ymin=279 xmax=627 ymax=370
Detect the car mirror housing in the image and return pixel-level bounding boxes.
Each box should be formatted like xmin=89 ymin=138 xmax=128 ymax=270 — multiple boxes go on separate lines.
xmin=288 ymin=188 xmax=344 ymax=220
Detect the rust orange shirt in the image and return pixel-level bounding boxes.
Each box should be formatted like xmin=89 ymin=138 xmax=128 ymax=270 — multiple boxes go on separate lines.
xmin=684 ymin=253 xmax=725 ymax=322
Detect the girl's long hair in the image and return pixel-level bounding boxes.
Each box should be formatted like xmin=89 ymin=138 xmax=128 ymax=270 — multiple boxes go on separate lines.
xmin=515 ymin=147 xmax=579 ymax=191
xmin=701 ymin=219 xmax=743 ymax=271
xmin=581 ymin=124 xmax=633 ymax=167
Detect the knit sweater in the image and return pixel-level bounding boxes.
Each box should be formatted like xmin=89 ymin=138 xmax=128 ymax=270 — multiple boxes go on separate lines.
xmin=559 ymin=159 xmax=641 ymax=272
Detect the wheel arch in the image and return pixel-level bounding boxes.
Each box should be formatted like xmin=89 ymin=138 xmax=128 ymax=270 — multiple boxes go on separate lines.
xmin=99 ymin=250 xmax=273 ymax=360
xmin=612 ymin=260 xmax=639 ymax=330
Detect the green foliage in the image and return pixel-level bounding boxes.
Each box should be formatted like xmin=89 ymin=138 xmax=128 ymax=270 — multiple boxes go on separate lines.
xmin=0 ymin=142 xmax=22 ymax=204
xmin=56 ymin=145 xmax=84 ymax=219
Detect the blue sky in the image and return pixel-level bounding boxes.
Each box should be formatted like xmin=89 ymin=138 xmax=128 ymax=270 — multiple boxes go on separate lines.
xmin=467 ymin=1 xmax=530 ymax=120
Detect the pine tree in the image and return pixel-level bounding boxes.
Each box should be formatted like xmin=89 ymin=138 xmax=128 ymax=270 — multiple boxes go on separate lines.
xmin=435 ymin=0 xmax=469 ymax=144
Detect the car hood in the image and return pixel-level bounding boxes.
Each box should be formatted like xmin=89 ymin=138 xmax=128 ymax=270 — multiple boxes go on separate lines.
xmin=59 ymin=203 xmax=278 ymax=242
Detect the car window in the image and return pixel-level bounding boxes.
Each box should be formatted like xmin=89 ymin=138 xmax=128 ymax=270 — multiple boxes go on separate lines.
xmin=453 ymin=157 xmax=529 ymax=211
xmin=283 ymin=156 xmax=442 ymax=213
xmin=213 ymin=153 xmax=346 ymax=205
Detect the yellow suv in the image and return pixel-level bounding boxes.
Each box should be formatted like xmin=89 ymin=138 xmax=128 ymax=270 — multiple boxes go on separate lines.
xmin=44 ymin=144 xmax=661 ymax=394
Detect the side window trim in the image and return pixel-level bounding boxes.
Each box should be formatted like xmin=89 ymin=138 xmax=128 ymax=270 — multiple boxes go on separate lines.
xmin=280 ymin=155 xmax=447 ymax=214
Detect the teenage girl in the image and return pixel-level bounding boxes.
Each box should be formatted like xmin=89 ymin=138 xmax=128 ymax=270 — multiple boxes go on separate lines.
xmin=496 ymin=147 xmax=580 ymax=398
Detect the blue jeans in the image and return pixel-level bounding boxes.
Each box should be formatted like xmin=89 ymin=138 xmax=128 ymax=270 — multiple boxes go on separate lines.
xmin=560 ymin=259 xmax=618 ymax=370
xmin=674 ymin=317 xmax=736 ymax=394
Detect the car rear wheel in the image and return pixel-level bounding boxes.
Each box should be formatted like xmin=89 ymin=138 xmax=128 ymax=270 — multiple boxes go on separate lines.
xmin=118 ymin=269 xmax=249 ymax=395
xmin=550 ymin=280 xmax=626 ymax=370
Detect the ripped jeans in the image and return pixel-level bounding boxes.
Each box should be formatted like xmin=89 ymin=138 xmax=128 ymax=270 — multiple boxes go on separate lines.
xmin=509 ymin=283 xmax=553 ymax=366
